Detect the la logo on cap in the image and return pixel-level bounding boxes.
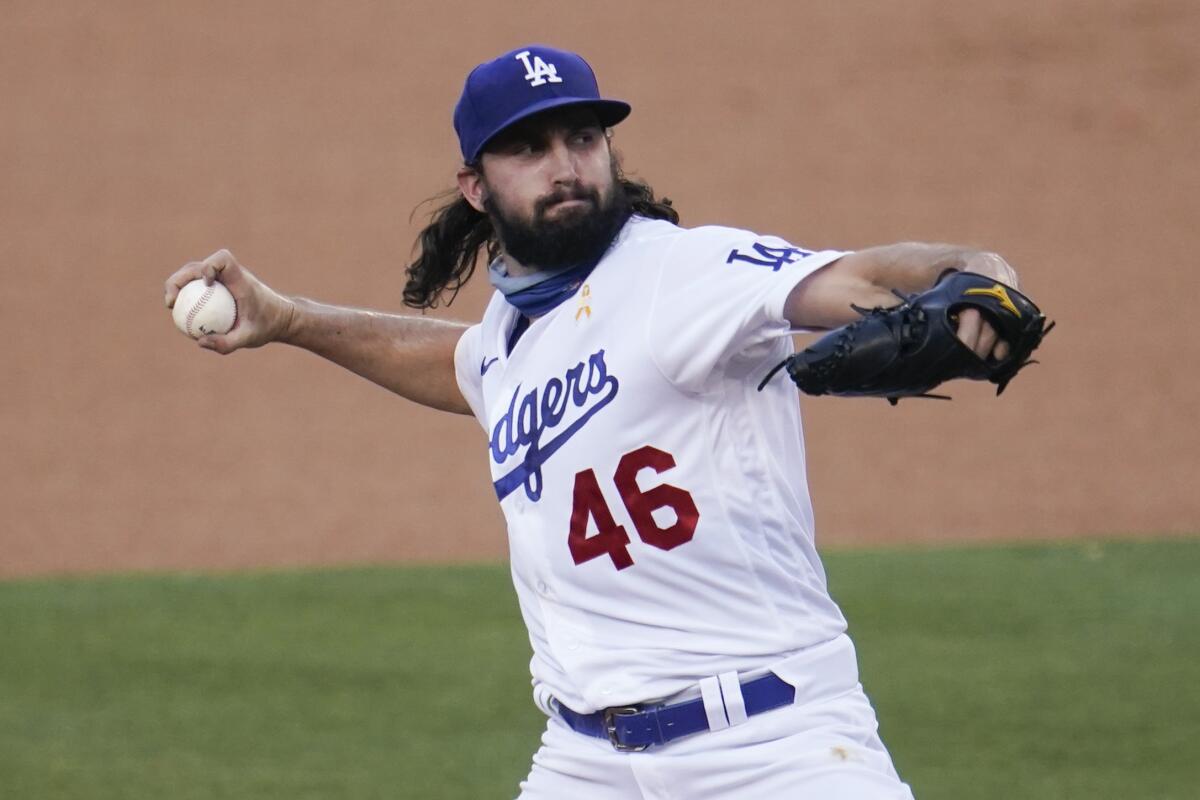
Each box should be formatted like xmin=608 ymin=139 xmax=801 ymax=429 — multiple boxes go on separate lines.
xmin=515 ymin=50 xmax=563 ymax=87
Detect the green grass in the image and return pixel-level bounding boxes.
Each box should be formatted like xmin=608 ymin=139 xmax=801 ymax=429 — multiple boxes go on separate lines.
xmin=0 ymin=567 xmax=543 ymax=799
xmin=1 ymin=539 xmax=1197 ymax=799
xmin=834 ymin=539 xmax=1200 ymax=799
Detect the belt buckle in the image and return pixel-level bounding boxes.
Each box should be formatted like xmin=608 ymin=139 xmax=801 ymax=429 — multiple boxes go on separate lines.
xmin=603 ymin=706 xmax=649 ymax=752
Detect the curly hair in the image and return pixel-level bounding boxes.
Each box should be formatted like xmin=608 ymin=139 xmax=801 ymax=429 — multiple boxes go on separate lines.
xmin=403 ymin=164 xmax=679 ymax=309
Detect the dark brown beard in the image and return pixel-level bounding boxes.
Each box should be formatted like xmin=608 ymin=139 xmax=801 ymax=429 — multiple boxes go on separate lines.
xmin=483 ymin=163 xmax=631 ymax=272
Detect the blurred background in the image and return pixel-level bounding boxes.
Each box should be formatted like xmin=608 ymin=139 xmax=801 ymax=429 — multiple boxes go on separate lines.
xmin=2 ymin=0 xmax=1198 ymax=577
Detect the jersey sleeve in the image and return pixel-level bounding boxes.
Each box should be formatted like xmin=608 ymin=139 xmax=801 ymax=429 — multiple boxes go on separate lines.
xmin=453 ymin=323 xmax=488 ymax=429
xmin=646 ymin=226 xmax=848 ymax=390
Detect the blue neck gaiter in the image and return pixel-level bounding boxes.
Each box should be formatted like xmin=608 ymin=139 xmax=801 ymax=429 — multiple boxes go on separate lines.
xmin=487 ymin=257 xmax=599 ymax=318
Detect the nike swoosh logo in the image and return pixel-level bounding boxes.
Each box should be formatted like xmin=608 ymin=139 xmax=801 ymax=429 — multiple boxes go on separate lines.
xmin=480 ymin=356 xmax=500 ymax=376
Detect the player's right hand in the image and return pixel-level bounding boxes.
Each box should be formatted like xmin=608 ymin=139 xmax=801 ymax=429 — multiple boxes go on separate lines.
xmin=163 ymin=249 xmax=296 ymax=354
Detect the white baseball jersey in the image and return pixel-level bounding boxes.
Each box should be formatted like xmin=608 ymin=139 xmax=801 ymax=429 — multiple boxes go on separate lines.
xmin=454 ymin=215 xmax=852 ymax=714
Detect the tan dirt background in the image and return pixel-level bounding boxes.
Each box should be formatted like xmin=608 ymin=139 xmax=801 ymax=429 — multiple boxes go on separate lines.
xmin=2 ymin=1 xmax=1197 ymax=578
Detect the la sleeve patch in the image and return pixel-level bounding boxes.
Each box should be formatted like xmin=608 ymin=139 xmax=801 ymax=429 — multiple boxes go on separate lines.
xmin=726 ymin=242 xmax=814 ymax=272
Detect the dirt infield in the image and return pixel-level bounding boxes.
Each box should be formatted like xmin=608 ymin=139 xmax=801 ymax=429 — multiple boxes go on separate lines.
xmin=3 ymin=1 xmax=1197 ymax=577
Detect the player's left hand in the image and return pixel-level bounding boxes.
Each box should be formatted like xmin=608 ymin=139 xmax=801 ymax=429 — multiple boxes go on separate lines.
xmin=761 ymin=269 xmax=1051 ymax=402
xmin=953 ymin=253 xmax=1020 ymax=361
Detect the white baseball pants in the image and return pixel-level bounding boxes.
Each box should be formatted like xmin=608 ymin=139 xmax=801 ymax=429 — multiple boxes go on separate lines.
xmin=516 ymin=636 xmax=916 ymax=799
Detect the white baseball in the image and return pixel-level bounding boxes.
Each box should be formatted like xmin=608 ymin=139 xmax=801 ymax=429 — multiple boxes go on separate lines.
xmin=172 ymin=279 xmax=238 ymax=339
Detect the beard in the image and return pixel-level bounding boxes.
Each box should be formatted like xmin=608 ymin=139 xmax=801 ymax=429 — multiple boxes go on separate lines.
xmin=483 ymin=165 xmax=631 ymax=273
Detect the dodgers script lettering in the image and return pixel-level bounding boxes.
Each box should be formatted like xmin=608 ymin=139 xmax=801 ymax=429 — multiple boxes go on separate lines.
xmin=491 ymin=349 xmax=620 ymax=502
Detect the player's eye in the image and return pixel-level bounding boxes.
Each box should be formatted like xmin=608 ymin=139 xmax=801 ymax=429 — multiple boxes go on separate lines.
xmin=495 ymin=135 xmax=540 ymax=156
xmin=569 ymin=128 xmax=600 ymax=146
xmin=519 ymin=139 xmax=548 ymax=156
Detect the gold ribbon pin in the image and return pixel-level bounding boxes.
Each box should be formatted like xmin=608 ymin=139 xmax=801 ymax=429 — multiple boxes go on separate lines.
xmin=575 ymin=284 xmax=592 ymax=321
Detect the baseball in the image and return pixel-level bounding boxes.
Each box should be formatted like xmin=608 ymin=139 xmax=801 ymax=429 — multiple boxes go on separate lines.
xmin=172 ymin=279 xmax=237 ymax=339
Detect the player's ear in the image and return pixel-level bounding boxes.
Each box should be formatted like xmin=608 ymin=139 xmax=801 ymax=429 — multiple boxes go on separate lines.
xmin=457 ymin=165 xmax=487 ymax=213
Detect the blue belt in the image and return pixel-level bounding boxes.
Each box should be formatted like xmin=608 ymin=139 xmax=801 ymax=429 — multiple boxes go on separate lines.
xmin=556 ymin=672 xmax=796 ymax=751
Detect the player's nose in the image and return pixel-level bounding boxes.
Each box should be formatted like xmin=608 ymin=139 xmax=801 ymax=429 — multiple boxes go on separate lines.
xmin=544 ymin=137 xmax=579 ymax=185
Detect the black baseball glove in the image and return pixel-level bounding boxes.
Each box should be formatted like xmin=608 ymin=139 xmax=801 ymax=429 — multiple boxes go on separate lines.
xmin=759 ymin=271 xmax=1053 ymax=404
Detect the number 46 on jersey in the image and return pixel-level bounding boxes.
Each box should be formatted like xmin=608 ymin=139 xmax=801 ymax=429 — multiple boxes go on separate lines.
xmin=568 ymin=445 xmax=699 ymax=570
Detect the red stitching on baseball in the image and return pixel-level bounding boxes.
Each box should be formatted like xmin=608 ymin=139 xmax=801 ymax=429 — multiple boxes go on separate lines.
xmin=186 ymin=285 xmax=216 ymax=337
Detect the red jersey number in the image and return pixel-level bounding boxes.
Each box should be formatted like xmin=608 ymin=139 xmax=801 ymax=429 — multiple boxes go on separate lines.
xmin=568 ymin=446 xmax=699 ymax=571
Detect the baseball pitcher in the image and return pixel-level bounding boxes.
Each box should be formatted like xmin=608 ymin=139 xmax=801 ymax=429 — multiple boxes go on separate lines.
xmin=165 ymin=45 xmax=1047 ymax=799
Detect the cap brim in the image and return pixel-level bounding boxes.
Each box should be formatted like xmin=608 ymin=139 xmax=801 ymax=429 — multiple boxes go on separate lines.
xmin=470 ymin=97 xmax=631 ymax=163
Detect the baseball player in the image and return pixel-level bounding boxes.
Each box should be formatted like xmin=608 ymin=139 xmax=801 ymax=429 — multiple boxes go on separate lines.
xmin=165 ymin=45 xmax=1023 ymax=799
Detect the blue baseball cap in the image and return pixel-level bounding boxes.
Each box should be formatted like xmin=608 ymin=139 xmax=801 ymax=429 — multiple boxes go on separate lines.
xmin=453 ymin=45 xmax=631 ymax=164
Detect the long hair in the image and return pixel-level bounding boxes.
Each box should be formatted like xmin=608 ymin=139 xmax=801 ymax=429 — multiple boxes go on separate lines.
xmin=403 ymin=165 xmax=679 ymax=309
